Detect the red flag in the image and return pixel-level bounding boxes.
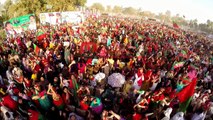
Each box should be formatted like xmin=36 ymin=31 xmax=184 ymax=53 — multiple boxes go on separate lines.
xmin=37 ymin=33 xmax=46 ymax=41
xmin=176 ymin=78 xmax=197 ymax=103
xmin=173 ymin=22 xmax=179 ymax=29
xmin=33 ymin=44 xmax=40 ymax=55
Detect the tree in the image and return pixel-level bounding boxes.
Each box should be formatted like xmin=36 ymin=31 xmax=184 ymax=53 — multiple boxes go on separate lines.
xmin=106 ymin=5 xmax=111 ymax=12
xmin=165 ymin=10 xmax=171 ymax=18
xmin=193 ymin=19 xmax=198 ymax=28
xmin=90 ymin=3 xmax=105 ymax=12
xmin=122 ymin=7 xmax=136 ymax=15
xmin=112 ymin=5 xmax=122 ymax=13
xmin=206 ymin=19 xmax=212 ymax=29
xmin=73 ymin=0 xmax=87 ymax=7
xmin=0 ymin=0 xmax=12 ymax=22
xmin=2 ymin=0 xmax=87 ymax=20
xmin=140 ymin=11 xmax=155 ymax=18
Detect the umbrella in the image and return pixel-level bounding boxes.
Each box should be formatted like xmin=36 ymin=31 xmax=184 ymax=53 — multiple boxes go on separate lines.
xmin=108 ymin=73 xmax=125 ymax=87
xmin=94 ymin=72 xmax=105 ymax=81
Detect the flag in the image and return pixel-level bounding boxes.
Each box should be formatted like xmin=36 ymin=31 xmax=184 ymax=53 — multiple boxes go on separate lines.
xmin=33 ymin=44 xmax=40 ymax=55
xmin=181 ymin=50 xmax=187 ymax=55
xmin=37 ymin=31 xmax=46 ymax=41
xmin=189 ymin=64 xmax=199 ymax=70
xmin=172 ymin=61 xmax=185 ymax=69
xmin=177 ymin=78 xmax=197 ymax=112
xmin=138 ymin=34 xmax=145 ymax=40
xmin=133 ymin=70 xmax=145 ymax=90
xmin=173 ymin=22 xmax=179 ymax=29
xmin=180 ymin=50 xmax=187 ymax=58
xmin=69 ymin=78 xmax=79 ymax=105
xmin=187 ymin=70 xmax=197 ymax=80
xmin=177 ymin=78 xmax=197 ymax=103
xmin=179 ymin=96 xmax=192 ymax=112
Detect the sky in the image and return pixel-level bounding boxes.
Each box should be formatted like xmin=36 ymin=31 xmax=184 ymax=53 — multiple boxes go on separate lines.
xmin=1 ymin=0 xmax=212 ymax=23
xmin=86 ymin=0 xmax=213 ymax=23
xmin=0 ymin=0 xmax=6 ymax=4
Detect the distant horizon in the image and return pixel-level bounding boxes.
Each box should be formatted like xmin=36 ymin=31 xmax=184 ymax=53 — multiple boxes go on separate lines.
xmin=1 ymin=0 xmax=213 ymax=24
xmin=86 ymin=0 xmax=213 ymax=24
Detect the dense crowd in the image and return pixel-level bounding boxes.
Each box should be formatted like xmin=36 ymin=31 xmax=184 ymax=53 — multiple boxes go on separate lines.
xmin=0 ymin=16 xmax=213 ymax=120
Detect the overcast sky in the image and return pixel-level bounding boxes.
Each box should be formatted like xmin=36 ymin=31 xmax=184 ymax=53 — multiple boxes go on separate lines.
xmin=87 ymin=0 xmax=213 ymax=23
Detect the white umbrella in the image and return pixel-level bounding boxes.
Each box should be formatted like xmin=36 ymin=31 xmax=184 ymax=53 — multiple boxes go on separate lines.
xmin=108 ymin=73 xmax=125 ymax=87
xmin=94 ymin=72 xmax=105 ymax=81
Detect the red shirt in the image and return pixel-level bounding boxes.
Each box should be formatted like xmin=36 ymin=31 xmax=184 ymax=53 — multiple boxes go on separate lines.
xmin=2 ymin=95 xmax=18 ymax=110
xmin=33 ymin=64 xmax=41 ymax=73
xmin=28 ymin=109 xmax=39 ymax=120
xmin=80 ymin=101 xmax=89 ymax=110
xmin=133 ymin=113 xmax=142 ymax=120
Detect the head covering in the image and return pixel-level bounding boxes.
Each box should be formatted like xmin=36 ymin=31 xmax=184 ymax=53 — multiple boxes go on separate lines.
xmin=90 ymin=97 xmax=103 ymax=114
xmin=68 ymin=112 xmax=84 ymax=120
xmin=171 ymin=112 xmax=185 ymax=120
xmin=161 ymin=107 xmax=173 ymax=120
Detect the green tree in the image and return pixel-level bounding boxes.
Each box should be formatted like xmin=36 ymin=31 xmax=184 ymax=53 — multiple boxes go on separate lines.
xmin=0 ymin=0 xmax=12 ymax=23
xmin=206 ymin=19 xmax=213 ymax=30
xmin=90 ymin=3 xmax=105 ymax=12
xmin=112 ymin=5 xmax=122 ymax=13
xmin=3 ymin=0 xmax=87 ymax=20
xmin=106 ymin=5 xmax=111 ymax=12
xmin=122 ymin=7 xmax=136 ymax=15
xmin=73 ymin=0 xmax=87 ymax=6
xmin=193 ymin=19 xmax=198 ymax=28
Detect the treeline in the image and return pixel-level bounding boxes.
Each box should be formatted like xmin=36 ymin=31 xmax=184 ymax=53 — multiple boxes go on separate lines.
xmin=0 ymin=0 xmax=86 ymax=26
xmin=90 ymin=3 xmax=213 ymax=34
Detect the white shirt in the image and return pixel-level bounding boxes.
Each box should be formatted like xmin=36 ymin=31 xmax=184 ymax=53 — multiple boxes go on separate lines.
xmin=0 ymin=106 xmax=14 ymax=120
xmin=28 ymin=23 xmax=37 ymax=30
xmin=191 ymin=112 xmax=205 ymax=120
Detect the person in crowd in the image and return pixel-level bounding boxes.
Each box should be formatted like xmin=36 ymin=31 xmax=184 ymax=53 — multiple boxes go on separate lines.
xmin=0 ymin=15 xmax=212 ymax=120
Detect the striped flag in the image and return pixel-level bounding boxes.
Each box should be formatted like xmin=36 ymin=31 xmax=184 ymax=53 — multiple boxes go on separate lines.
xmin=177 ymin=78 xmax=197 ymax=112
xmin=33 ymin=44 xmax=40 ymax=55
xmin=172 ymin=61 xmax=185 ymax=69
xmin=189 ymin=64 xmax=199 ymax=70
xmin=37 ymin=31 xmax=46 ymax=41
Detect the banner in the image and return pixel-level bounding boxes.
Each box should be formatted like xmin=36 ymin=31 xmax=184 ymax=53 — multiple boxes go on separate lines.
xmin=39 ymin=11 xmax=84 ymax=25
xmin=4 ymin=14 xmax=36 ymax=37
xmin=40 ymin=12 xmax=62 ymax=25
xmin=61 ymin=11 xmax=84 ymax=24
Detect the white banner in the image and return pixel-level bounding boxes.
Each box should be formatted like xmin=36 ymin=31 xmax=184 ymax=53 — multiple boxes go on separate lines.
xmin=39 ymin=11 xmax=84 ymax=25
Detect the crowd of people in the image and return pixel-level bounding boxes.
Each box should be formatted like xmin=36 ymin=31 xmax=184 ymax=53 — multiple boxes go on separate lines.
xmin=0 ymin=16 xmax=213 ymax=120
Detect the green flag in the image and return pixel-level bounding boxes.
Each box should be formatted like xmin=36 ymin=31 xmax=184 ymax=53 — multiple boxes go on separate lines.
xmin=179 ymin=97 xmax=192 ymax=112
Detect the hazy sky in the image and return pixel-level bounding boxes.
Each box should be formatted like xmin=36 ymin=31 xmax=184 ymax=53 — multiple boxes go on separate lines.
xmin=87 ymin=0 xmax=213 ymax=23
xmin=0 ymin=0 xmax=6 ymax=4
xmin=1 ymin=0 xmax=212 ymax=23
